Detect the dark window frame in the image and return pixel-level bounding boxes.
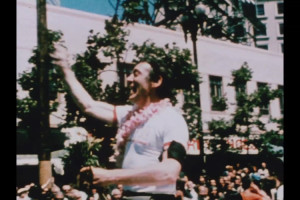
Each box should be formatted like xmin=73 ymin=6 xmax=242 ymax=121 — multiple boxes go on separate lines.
xmin=279 ymin=23 xmax=284 ymax=35
xmin=256 ymin=45 xmax=268 ymax=50
xmin=257 ymin=82 xmax=270 ymax=115
xmin=255 ymin=24 xmax=267 ymax=36
xmin=256 ymin=4 xmax=265 ymax=16
xmin=277 ymin=2 xmax=284 ymax=15
xmin=210 ymin=75 xmax=227 ymax=111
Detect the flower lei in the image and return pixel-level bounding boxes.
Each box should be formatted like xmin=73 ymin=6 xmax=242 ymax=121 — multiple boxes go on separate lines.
xmin=115 ymin=98 xmax=172 ymax=151
xmin=111 ymin=98 xmax=172 ymax=167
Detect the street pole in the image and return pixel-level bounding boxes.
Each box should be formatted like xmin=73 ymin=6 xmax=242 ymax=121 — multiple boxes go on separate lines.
xmin=191 ymin=35 xmax=205 ymax=171
xmin=37 ymin=0 xmax=52 ymax=188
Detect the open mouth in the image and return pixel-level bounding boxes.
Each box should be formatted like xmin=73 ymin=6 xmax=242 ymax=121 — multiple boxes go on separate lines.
xmin=129 ymin=83 xmax=137 ymax=94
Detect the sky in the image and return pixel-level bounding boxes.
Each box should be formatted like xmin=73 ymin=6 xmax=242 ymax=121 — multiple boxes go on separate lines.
xmin=60 ymin=0 xmax=120 ymax=17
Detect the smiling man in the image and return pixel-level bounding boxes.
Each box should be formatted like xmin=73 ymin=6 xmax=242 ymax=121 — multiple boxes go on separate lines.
xmin=52 ymin=44 xmax=189 ymax=200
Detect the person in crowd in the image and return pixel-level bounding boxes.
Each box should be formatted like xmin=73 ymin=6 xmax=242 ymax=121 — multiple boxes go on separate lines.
xmin=241 ymin=167 xmax=250 ymax=178
xmin=17 ymin=187 xmax=31 ymax=200
xmin=52 ymin=43 xmax=189 ymax=200
xmin=208 ymin=178 xmax=217 ymax=190
xmin=223 ymin=182 xmax=240 ymax=200
xmin=240 ymin=174 xmax=271 ymax=200
xmin=184 ymin=181 xmax=198 ymax=200
xmin=52 ymin=191 xmax=67 ymax=200
xmin=198 ymin=185 xmax=209 ymax=200
xmin=234 ymin=175 xmax=244 ymax=193
xmin=257 ymin=162 xmax=270 ymax=180
xmin=111 ymin=188 xmax=123 ymax=200
xmin=198 ymin=175 xmax=207 ymax=186
xmin=274 ymin=173 xmax=283 ymax=200
xmin=209 ymin=186 xmax=222 ymax=200
xmin=217 ymin=176 xmax=227 ymax=194
xmin=90 ymin=187 xmax=100 ymax=200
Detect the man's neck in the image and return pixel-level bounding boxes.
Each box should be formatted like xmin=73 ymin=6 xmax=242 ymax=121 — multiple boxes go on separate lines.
xmin=135 ymin=96 xmax=162 ymax=110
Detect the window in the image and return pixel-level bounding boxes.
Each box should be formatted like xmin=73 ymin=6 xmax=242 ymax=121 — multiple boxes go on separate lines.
xmin=257 ymin=82 xmax=269 ymax=115
xmin=210 ymin=76 xmax=222 ymax=98
xmin=281 ymin=43 xmax=284 ymax=53
xmin=277 ymin=2 xmax=283 ymax=15
xmin=279 ymin=23 xmax=284 ymax=35
xmin=256 ymin=4 xmax=265 ymax=16
xmin=256 ymin=45 xmax=268 ymax=50
xmin=278 ymin=85 xmax=284 ymax=114
xmin=210 ymin=76 xmax=227 ymax=111
xmin=254 ymin=24 xmax=267 ymax=36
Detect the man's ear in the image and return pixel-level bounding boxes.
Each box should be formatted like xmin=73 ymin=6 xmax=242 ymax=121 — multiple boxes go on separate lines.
xmin=151 ymin=75 xmax=163 ymax=88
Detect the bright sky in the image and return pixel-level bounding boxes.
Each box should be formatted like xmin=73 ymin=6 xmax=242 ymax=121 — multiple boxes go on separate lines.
xmin=60 ymin=0 xmax=120 ymax=17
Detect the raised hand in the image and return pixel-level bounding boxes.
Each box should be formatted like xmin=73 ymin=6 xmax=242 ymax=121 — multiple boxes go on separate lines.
xmin=51 ymin=42 xmax=71 ymax=70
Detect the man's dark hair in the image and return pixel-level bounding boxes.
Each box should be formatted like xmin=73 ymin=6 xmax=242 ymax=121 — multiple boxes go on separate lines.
xmin=241 ymin=176 xmax=251 ymax=189
xmin=146 ymin=60 xmax=174 ymax=99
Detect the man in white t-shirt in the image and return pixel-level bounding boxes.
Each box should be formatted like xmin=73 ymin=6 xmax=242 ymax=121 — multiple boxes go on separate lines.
xmin=257 ymin=162 xmax=270 ymax=180
xmin=52 ymin=45 xmax=189 ymax=199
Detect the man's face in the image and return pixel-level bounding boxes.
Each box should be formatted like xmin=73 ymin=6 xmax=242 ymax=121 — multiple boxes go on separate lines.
xmin=127 ymin=62 xmax=153 ymax=104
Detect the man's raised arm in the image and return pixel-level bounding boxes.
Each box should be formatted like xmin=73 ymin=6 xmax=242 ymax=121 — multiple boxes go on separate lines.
xmin=51 ymin=44 xmax=115 ymax=124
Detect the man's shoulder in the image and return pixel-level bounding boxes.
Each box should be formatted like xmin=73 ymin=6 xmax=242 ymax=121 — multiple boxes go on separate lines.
xmin=158 ymin=107 xmax=186 ymax=122
xmin=161 ymin=106 xmax=184 ymax=117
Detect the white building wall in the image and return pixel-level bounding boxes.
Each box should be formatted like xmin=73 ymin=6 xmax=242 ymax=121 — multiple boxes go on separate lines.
xmin=255 ymin=0 xmax=284 ymax=53
xmin=17 ymin=0 xmax=283 ymax=132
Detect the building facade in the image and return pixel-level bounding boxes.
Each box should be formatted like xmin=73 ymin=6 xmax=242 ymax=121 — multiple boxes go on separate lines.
xmin=255 ymin=0 xmax=284 ymax=53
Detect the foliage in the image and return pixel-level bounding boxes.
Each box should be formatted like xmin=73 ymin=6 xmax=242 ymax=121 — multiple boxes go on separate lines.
xmin=208 ymin=119 xmax=234 ymax=138
xmin=17 ymin=30 xmax=65 ymax=126
xmin=208 ymin=62 xmax=283 ymax=155
xmin=253 ymin=85 xmax=278 ymax=109
xmin=229 ymin=62 xmax=253 ymax=86
xmin=211 ymin=96 xmax=228 ymax=111
xmin=116 ymin=0 xmax=263 ymax=44
xmin=17 ymin=30 xmax=66 ymax=153
xmin=61 ymin=137 xmax=103 ymax=184
xmin=183 ymin=88 xmax=202 ymax=139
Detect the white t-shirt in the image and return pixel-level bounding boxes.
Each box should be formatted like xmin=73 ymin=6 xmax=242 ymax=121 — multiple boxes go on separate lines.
xmin=277 ymin=184 xmax=284 ymax=200
xmin=115 ymin=105 xmax=189 ymax=194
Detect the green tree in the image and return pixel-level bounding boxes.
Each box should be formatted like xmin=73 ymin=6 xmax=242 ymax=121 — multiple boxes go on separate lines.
xmin=116 ymin=0 xmax=263 ymax=44
xmin=208 ymin=62 xmax=283 ymax=155
xmin=61 ymin=137 xmax=103 ymax=184
xmin=17 ymin=30 xmax=66 ymax=154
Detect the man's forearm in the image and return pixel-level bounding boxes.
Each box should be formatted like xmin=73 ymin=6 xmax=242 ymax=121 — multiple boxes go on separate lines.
xmin=61 ymin=67 xmax=115 ymax=123
xmin=62 ymin=67 xmax=95 ymax=110
xmin=88 ymin=159 xmax=181 ymax=187
xmin=52 ymin=43 xmax=115 ymax=123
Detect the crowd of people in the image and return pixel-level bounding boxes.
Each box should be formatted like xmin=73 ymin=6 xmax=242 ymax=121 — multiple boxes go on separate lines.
xmin=16 ymin=178 xmax=123 ymax=200
xmin=16 ymin=161 xmax=283 ymax=200
xmin=174 ymin=161 xmax=283 ymax=200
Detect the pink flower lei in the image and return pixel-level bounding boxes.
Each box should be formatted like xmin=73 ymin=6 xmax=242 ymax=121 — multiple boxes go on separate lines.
xmin=115 ymin=98 xmax=172 ymax=151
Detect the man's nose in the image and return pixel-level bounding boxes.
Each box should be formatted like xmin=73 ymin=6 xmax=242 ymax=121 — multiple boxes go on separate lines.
xmin=126 ymin=73 xmax=133 ymax=82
